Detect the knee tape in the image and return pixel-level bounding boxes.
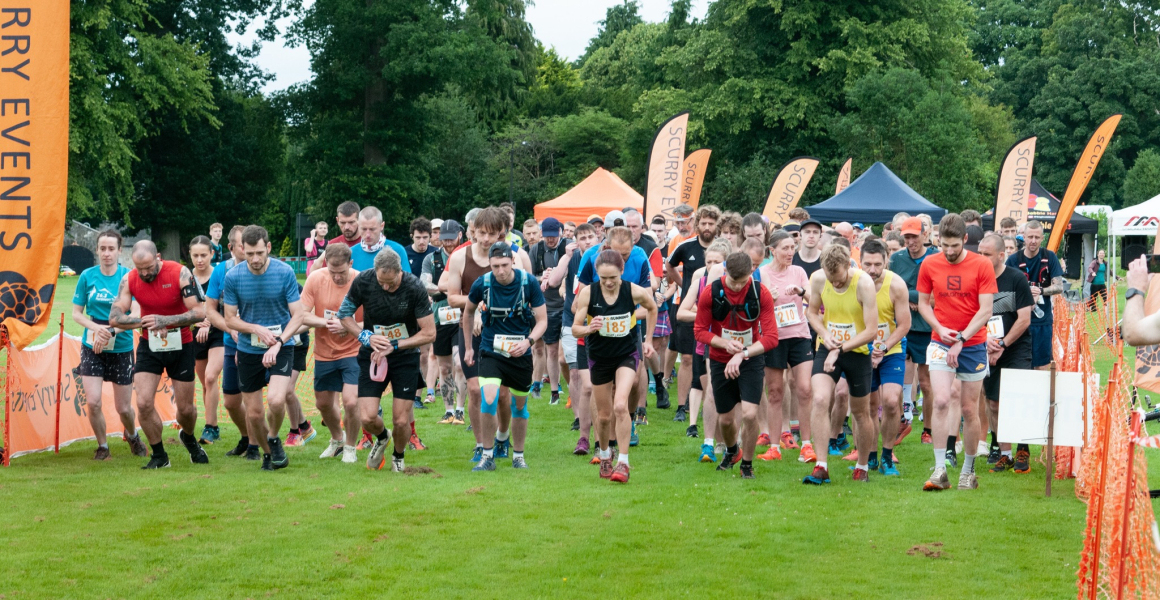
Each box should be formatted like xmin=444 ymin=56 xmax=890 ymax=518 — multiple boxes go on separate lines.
xmin=511 ymin=395 xmax=529 ymax=420
xmin=479 ymin=377 xmax=502 ymax=416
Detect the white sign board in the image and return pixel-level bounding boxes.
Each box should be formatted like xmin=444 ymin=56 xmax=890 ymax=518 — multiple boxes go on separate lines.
xmin=997 ymin=369 xmax=1094 ymax=448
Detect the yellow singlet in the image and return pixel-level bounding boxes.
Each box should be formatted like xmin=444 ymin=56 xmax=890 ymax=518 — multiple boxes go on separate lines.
xmin=819 ymin=268 xmax=869 ymax=355
xmin=873 ymin=270 xmax=901 ymax=356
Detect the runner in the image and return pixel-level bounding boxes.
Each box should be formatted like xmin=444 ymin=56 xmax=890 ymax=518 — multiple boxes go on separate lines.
xmin=305 ymin=221 xmax=329 ymax=262
xmin=549 ymin=222 xmax=599 ymax=455
xmin=339 ymin=248 xmax=436 ymax=472
xmin=1006 ymin=219 xmax=1063 ymax=371
xmin=307 ymin=202 xmax=361 ymax=276
xmin=423 ymin=220 xmax=467 ymax=425
xmin=667 ymin=205 xmax=721 ymax=423
xmin=890 ymin=216 xmax=939 ymax=445
xmin=624 ymin=209 xmax=669 ymax=409
xmin=462 ymin=242 xmax=548 ymax=471
xmin=917 ymin=213 xmax=997 ymax=491
xmin=528 ymin=217 xmax=569 ymax=404
xmin=802 ymin=244 xmax=879 ymax=484
xmin=351 ymin=207 xmax=411 ymax=274
xmin=694 ymin=252 xmax=779 ymax=479
xmin=563 ymin=221 xmax=577 ymax=240
xmin=757 ymin=230 xmax=812 ymax=462
xmin=110 ymin=240 xmax=209 ymax=469
xmin=405 ymin=217 xmax=438 ymax=403
xmin=209 ymin=223 xmax=224 ymax=264
xmin=976 ymin=233 xmax=1034 ymax=473
xmin=187 ymin=236 xmax=225 ymax=445
xmin=301 ymin=243 xmax=363 ymax=463
xmin=572 ymin=249 xmax=658 ymax=482
xmin=204 ymin=226 xmax=257 ymax=459
xmin=71 ymin=230 xmax=146 ymax=460
xmin=222 ymin=226 xmax=306 ymax=471
xmin=676 ymin=239 xmax=731 ymax=458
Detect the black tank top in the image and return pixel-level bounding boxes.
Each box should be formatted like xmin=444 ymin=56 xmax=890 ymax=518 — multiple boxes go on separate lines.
xmin=586 ymin=280 xmax=638 ymax=358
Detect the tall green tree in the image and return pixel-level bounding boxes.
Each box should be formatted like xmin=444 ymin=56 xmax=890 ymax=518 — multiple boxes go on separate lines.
xmin=1123 ymin=149 xmax=1160 ymax=207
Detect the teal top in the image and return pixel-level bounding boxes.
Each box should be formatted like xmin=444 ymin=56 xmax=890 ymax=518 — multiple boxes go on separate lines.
xmin=73 ymin=265 xmax=134 ymax=353
xmin=1093 ymin=263 xmax=1106 ymax=286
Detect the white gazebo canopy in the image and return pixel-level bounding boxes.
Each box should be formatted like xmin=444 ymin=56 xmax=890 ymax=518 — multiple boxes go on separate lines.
xmin=1112 ymin=194 xmax=1160 ymax=235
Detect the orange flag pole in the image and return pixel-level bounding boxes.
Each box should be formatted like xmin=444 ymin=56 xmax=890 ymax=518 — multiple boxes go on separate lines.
xmin=54 ymin=312 xmax=63 ymax=453
xmin=1047 ymin=115 xmax=1121 ymax=252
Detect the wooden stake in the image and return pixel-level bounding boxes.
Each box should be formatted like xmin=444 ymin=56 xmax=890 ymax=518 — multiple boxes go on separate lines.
xmin=1046 ymin=360 xmax=1057 ymax=497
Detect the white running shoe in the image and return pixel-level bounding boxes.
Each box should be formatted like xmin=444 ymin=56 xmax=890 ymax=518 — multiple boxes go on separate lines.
xmin=391 ymin=455 xmax=405 ymax=473
xmin=319 ymin=439 xmax=343 ymax=459
xmin=958 ymin=470 xmax=978 ymax=490
xmin=367 ymin=433 xmax=390 ymax=470
xmin=342 ymin=445 xmax=357 ymax=464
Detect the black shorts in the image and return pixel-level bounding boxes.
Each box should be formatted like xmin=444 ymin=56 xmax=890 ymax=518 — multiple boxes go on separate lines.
xmin=812 ymin=350 xmax=873 ymax=397
xmin=357 ymin=350 xmax=422 ymax=400
xmin=479 ymin=352 xmax=534 ymax=394
xmin=236 ymin=345 xmax=294 ymax=393
xmin=293 ymin=338 xmax=310 ymax=372
xmin=710 ymin=356 xmax=764 ymax=414
xmin=134 ymin=338 xmax=196 ymax=382
xmin=589 ymin=350 xmax=641 ymax=386
xmin=670 ymin=319 xmax=697 ymax=356
xmin=190 ymin=327 xmax=225 ymax=360
xmin=575 ymin=342 xmax=589 ymax=371
xmin=457 ymin=329 xmax=483 ymax=380
xmin=314 ymin=356 xmax=359 ymax=392
xmin=543 ymin=310 xmax=563 ymax=345
xmin=763 ymin=337 xmax=814 ymax=370
xmin=983 ymin=348 xmax=1033 ymax=402
xmin=77 ymin=346 xmax=134 ymax=386
xmin=691 ymin=351 xmax=707 ymax=391
xmin=433 ymin=323 xmax=458 ymax=357
xmin=906 ymin=331 xmax=932 ymax=364
xmin=222 ymin=346 xmax=240 ymax=395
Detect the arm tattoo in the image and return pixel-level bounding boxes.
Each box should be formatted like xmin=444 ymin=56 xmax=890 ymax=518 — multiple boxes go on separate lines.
xmin=1042 ymin=276 xmax=1064 ymax=296
xmin=155 ymin=310 xmax=203 ymax=329
xmin=110 ymin=277 xmax=141 ymax=325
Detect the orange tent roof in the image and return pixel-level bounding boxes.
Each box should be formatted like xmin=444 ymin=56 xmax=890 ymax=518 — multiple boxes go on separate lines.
xmin=533 ymin=167 xmax=643 ymax=224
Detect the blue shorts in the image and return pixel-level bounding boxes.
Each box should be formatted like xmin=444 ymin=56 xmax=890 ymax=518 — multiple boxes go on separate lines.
xmin=906 ymin=331 xmax=931 ymax=364
xmin=314 ymin=356 xmax=359 ymax=392
xmin=927 ymin=341 xmax=989 ymax=381
xmin=871 ymin=352 xmax=905 ymax=392
xmin=1030 ymin=321 xmax=1053 ymax=368
xmin=222 ymin=346 xmax=241 ymax=396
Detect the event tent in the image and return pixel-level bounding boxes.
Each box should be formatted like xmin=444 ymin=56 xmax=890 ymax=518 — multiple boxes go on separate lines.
xmin=1111 ymin=193 xmax=1160 ymax=235
xmin=534 ymin=167 xmax=643 ymax=224
xmin=804 ymin=162 xmax=947 ymax=224
xmin=982 ymin=179 xmax=1098 ymax=235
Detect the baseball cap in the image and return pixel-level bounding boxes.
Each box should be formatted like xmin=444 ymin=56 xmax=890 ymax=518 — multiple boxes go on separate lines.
xmin=431 ymin=218 xmax=444 ymax=230
xmin=853 ymin=222 xmax=865 ymax=230
xmin=800 ymin=218 xmax=823 ymax=231
xmin=783 ymin=221 xmax=801 ymax=233
xmin=605 ymin=210 xmax=626 ymax=227
xmin=488 ymin=241 xmax=514 ymax=259
xmin=965 ymin=224 xmax=985 ymax=251
xmin=900 ymin=217 xmax=923 ymax=236
xmin=541 ymin=217 xmax=562 ymax=237
xmin=587 ymin=214 xmax=604 ymax=225
xmin=439 ymin=219 xmax=464 ymax=241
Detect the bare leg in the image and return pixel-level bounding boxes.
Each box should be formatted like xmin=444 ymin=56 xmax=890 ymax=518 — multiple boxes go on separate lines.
xmin=315 ymin=390 xmax=343 ymax=441
xmin=678 ymin=353 xmax=693 ymax=407
xmin=849 ymin=393 xmax=874 ymax=468
xmin=546 ymin=342 xmax=561 ymax=393
xmin=880 ymin=384 xmax=902 ymax=452
xmin=790 ymin=362 xmax=811 ymax=440
xmin=764 ymin=368 xmax=786 ymax=442
xmin=611 ymin=368 xmax=636 ymax=457
xmin=740 ymin=402 xmax=760 ymax=461
xmin=112 ymin=382 xmax=137 ymax=435
xmin=391 ymin=396 xmax=414 ymax=454
xmin=83 ymin=376 xmax=110 ymax=447
xmin=284 ymin=370 xmax=304 ymax=430
xmin=510 ymin=391 xmax=528 ymax=452
xmin=810 ymin=374 xmax=836 ymax=462
xmin=592 ymin=381 xmax=614 ymax=450
xmin=342 ymin=384 xmax=360 ymax=446
xmin=243 ymin=391 xmax=270 ymax=453
xmin=203 ymin=346 xmax=223 ymax=427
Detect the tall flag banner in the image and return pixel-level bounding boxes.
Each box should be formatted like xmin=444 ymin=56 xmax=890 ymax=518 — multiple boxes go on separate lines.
xmin=0 ymin=1 xmax=69 ymax=349
xmin=993 ymin=136 xmax=1037 ymax=228
xmin=643 ymin=112 xmax=688 ymax=226
xmin=1047 ymin=114 xmax=1121 ymax=252
xmin=680 ymin=149 xmax=711 ymax=211
xmin=835 ymin=157 xmax=852 ymax=195
xmin=763 ymin=157 xmax=819 ymax=225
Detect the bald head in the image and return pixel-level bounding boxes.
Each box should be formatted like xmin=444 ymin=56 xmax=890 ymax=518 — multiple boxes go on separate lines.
xmin=132 ymin=240 xmax=158 ymax=259
xmin=835 ymin=222 xmax=855 ymax=241
xmin=131 ymin=240 xmax=161 ymax=282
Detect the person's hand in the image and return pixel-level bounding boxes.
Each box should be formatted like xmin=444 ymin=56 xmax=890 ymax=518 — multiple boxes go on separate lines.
xmin=769 ymin=286 xmax=781 ymax=301
xmin=724 ymin=353 xmax=744 ymax=379
xmin=90 ymin=327 xmax=111 ymax=354
xmin=823 ymin=350 xmax=839 ymax=373
xmin=326 ymin=318 xmax=346 ymax=336
xmin=262 ymin=345 xmax=280 ymax=368
xmin=786 ymin=285 xmax=804 ymax=297
xmin=1030 ymin=285 xmax=1042 ymax=302
xmin=540 ymin=279 xmax=549 ymax=292
xmin=473 ymin=312 xmax=483 ymax=336
xmin=463 ymin=348 xmax=475 ymax=367
xmin=988 ymin=348 xmax=1001 ymax=366
xmin=196 ymin=324 xmax=210 ymax=343
xmin=724 ymin=339 xmax=746 ymax=355
xmin=1127 ymin=255 xmax=1149 ymax=291
xmin=588 ymin=315 xmax=604 ymax=335
xmin=369 ymin=334 xmax=392 ymax=353
xmin=565 ymin=242 xmax=576 ymax=257
xmin=230 ymin=331 xmax=239 ymax=344
xmin=642 ymin=343 xmax=656 ymax=360
xmin=985 ymin=337 xmax=1003 ymax=354
xmin=935 ymin=326 xmax=957 ymax=346
xmin=946 ymin=342 xmax=962 ymax=369
xmin=823 ymin=332 xmax=841 ymax=351
xmin=254 ymin=327 xmax=279 ymax=347
xmin=510 ymin=340 xmax=530 ymax=357
xmin=371 ymin=349 xmax=389 ymax=364
xmin=140 ymin=314 xmax=163 ymax=333
xmin=871 ymin=348 xmax=884 ymax=368
xmin=909 ymin=302 xmax=918 ymax=312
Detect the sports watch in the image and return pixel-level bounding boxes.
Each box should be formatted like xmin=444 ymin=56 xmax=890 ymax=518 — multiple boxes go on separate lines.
xmin=1126 ymin=287 xmax=1146 ymax=302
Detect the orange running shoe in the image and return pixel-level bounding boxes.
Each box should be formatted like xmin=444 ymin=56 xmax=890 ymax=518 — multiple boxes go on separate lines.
xmin=842 ymin=449 xmax=859 ymax=461
xmin=357 ymin=431 xmax=374 ymax=451
xmin=920 ymin=430 xmax=933 ymax=444
xmin=408 ymin=434 xmax=427 ymax=451
xmin=610 ymin=462 xmax=630 ymax=483
xmin=894 ymin=422 xmax=913 ymax=446
xmin=780 ymin=431 xmax=799 ymax=450
xmin=758 ymin=447 xmax=782 ymax=461
xmin=851 ymin=467 xmax=870 ymax=482
xmin=756 ymin=433 xmax=772 ymax=447
xmin=798 ymin=442 xmax=817 ymax=463
xmin=590 ymin=454 xmax=601 ymax=465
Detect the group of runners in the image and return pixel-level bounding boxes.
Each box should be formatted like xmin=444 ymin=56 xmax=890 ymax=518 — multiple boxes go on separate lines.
xmin=72 ymin=200 xmax=1066 ymax=488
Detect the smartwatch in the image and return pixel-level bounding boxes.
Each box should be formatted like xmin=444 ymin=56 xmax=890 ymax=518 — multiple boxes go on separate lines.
xmin=742 ymin=347 xmax=750 ymax=359
xmin=390 ymin=339 xmax=399 ymax=351
xmin=1126 ymin=287 xmax=1146 ymax=301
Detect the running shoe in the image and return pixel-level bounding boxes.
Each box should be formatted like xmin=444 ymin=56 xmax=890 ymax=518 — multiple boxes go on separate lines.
xmin=990 ymin=455 xmax=1014 ymax=472
xmin=261 ymin=454 xmax=274 ymax=471
xmin=470 ymin=446 xmax=483 ymax=463
xmin=629 ymin=424 xmax=639 ymax=447
xmin=300 ymin=423 xmax=317 ymax=444
xmin=244 ymin=446 xmax=261 ymax=461
xmin=780 ymin=431 xmax=798 ymax=450
xmin=879 ymin=461 xmax=900 ymax=476
xmin=142 ymin=454 xmax=171 ymax=470
xmin=920 ymin=430 xmax=933 ymax=444
xmin=512 ymin=455 xmax=529 ymax=469
xmin=573 ymin=436 xmax=590 ymax=455
xmin=802 ymin=465 xmax=830 ymax=484
xmin=987 ymin=446 xmax=1001 ymax=465
xmin=836 ymin=434 xmax=851 ymax=452
xmin=894 ymin=421 xmax=912 ymax=446
xmin=391 ymin=455 xmax=406 ymax=473
xmin=127 ymin=434 xmax=148 ymax=458
xmin=550 ymin=392 xmax=560 ymax=406
xmin=408 ymin=434 xmax=427 ymax=451
xmin=269 ymin=438 xmax=288 ymax=470
xmin=286 ymin=432 xmax=303 ymax=447
xmin=842 ymin=449 xmax=858 ymax=461
xmin=957 ymin=471 xmax=978 ymax=490
xmin=342 ymin=446 xmax=358 ymax=464
xmin=367 ymin=435 xmax=389 ymax=470
xmin=198 ymin=425 xmax=217 ymax=445
xmin=412 ymin=399 xmax=427 ymax=410
xmin=530 ymin=383 xmax=542 ymax=400
xmin=425 ymin=392 xmax=435 ymax=405
xmin=756 ymin=433 xmax=772 ymax=447
xmin=319 ymin=439 xmax=343 ymax=459
xmin=610 ymin=462 xmax=630 ymax=483
xmin=699 ymin=444 xmax=717 ymax=463
xmin=716 ymin=448 xmax=741 ymax=471
xmin=868 ymin=454 xmax=879 ymax=471
xmin=945 ymin=448 xmax=958 ymax=469
xmin=852 ymin=468 xmax=870 ymax=482
xmin=828 ymin=441 xmax=842 ymax=456
xmin=757 ymin=447 xmax=781 ymax=461
xmin=453 ymin=410 xmax=465 ymax=425
xmin=570 ymin=418 xmax=580 ymax=431
xmin=673 ymin=405 xmax=687 ymax=422
xmin=495 ymin=438 xmax=511 ymax=459
xmin=438 ymin=412 xmax=455 ymax=424
xmin=686 ymin=424 xmax=699 ymax=438
xmin=740 ymin=462 xmax=755 ymax=479
xmin=590 ymin=454 xmax=601 ymax=465
xmin=472 ymin=456 xmax=496 ymax=472
xmin=182 ymin=432 xmax=210 ymax=465
xmin=93 ymin=446 xmax=111 ymax=461
xmin=655 ymin=384 xmax=670 ymax=409
xmin=634 ymin=407 xmax=647 ymax=425
xmin=923 ymin=467 xmax=950 ymax=491
xmin=1014 ymin=448 xmax=1031 ymax=473
xmin=798 ymin=442 xmax=817 ymax=463
xmin=715 ymin=442 xmax=727 ymax=457
xmin=358 ymin=431 xmax=374 ymax=450
xmin=599 ymin=458 xmax=614 ymax=479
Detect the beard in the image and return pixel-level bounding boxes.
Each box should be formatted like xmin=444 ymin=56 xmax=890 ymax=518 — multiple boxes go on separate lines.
xmin=698 ymin=230 xmax=715 ymax=244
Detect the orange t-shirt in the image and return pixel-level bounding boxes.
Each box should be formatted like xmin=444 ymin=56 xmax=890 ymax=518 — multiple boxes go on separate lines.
xmin=667 ymin=233 xmax=691 ymax=256
xmin=916 ymin=251 xmax=998 ymax=346
xmin=301 ymin=267 xmax=362 ymax=361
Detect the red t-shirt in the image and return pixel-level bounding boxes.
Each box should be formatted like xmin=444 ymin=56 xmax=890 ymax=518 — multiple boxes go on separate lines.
xmin=693 ymin=276 xmax=779 ymax=364
xmin=916 ymin=251 xmax=998 ymax=346
xmin=128 ymin=260 xmax=194 ymax=344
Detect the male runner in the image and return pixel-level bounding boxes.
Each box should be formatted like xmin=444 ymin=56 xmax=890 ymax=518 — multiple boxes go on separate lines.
xmin=406 ymin=217 xmax=438 ymax=403
xmin=1005 ymin=219 xmax=1063 ymax=371
xmin=110 ymin=240 xmax=208 ymax=469
xmin=223 ymin=226 xmax=306 ymax=471
xmin=918 ymin=213 xmax=997 ymax=491
xmin=209 ymin=223 xmax=225 ymax=264
xmin=528 ymin=217 xmax=568 ymax=404
xmin=667 ymin=205 xmax=721 ymax=422
xmin=423 ymin=220 xmax=467 ymax=425
xmin=340 ymin=248 xmax=436 ymax=472
xmin=462 ymin=243 xmax=548 ymax=471
xmin=859 ymin=239 xmax=911 ymax=475
xmin=351 ymin=207 xmax=410 ymax=274
xmin=802 ymin=244 xmax=878 ymax=484
xmin=890 ymin=216 xmax=939 ymax=444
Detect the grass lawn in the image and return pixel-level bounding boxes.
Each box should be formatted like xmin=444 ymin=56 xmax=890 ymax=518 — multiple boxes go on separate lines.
xmin=0 ymin=276 xmax=1156 ymax=599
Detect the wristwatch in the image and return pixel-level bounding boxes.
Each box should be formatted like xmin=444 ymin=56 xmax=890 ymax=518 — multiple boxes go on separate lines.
xmin=390 ymin=339 xmax=399 ymax=351
xmin=1126 ymin=287 xmax=1146 ymax=301
xmin=997 ymin=338 xmax=1006 ymax=348
xmin=742 ymin=347 xmax=750 ymax=359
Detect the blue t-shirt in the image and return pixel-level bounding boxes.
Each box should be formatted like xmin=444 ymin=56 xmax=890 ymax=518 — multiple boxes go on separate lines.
xmin=350 ymin=239 xmax=412 ymax=273
xmin=467 ymin=269 xmax=545 ymax=356
xmin=223 ymin=259 xmax=301 ymax=354
xmin=206 ymin=259 xmax=237 ymax=349
xmin=577 ymin=244 xmax=652 ymax=287
xmin=73 ymin=265 xmax=134 ymax=353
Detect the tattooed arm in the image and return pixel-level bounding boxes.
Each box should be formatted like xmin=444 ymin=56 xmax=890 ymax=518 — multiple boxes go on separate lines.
xmin=1041 ymin=276 xmax=1064 ymax=297
xmin=109 ymin=276 xmax=142 ymax=328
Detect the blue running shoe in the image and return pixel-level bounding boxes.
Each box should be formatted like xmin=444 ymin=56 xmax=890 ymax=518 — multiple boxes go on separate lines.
xmin=649 ymin=380 xmax=656 ymax=395
xmin=470 ymin=446 xmax=483 ymax=462
xmin=868 ymin=455 xmax=879 ymax=471
xmin=836 ymin=434 xmax=851 ymax=452
xmin=699 ymin=444 xmax=716 ymax=462
xmin=879 ymin=461 xmax=900 ymax=476
xmin=828 ymin=441 xmax=842 ymax=456
xmin=630 ymin=423 xmax=639 ymax=447
xmin=495 ymin=438 xmax=511 ymax=459
xmin=472 ymin=457 xmax=496 ymax=472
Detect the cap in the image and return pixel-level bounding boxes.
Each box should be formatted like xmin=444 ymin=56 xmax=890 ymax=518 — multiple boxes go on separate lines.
xmin=488 ymin=241 xmax=514 ymax=259
xmin=900 ymin=217 xmax=923 ymax=236
xmin=431 ymin=218 xmax=444 ymax=230
xmin=439 ymin=219 xmax=464 ymax=241
xmin=587 ymin=214 xmax=604 ymax=225
xmin=541 ymin=217 xmax=562 ymax=237
xmin=783 ymin=221 xmax=801 ymax=233
xmin=673 ymin=204 xmax=695 ymax=218
xmin=964 ymin=225 xmax=985 ymax=251
xmin=800 ymin=218 xmax=824 ymax=231
xmin=853 ymin=222 xmax=865 ymax=230
xmin=604 ymin=210 xmax=626 ymax=227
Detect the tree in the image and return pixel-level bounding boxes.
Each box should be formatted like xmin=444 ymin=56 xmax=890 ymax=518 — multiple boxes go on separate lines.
xmin=1123 ymin=149 xmax=1160 ymax=207
xmin=577 ymin=1 xmax=644 ymax=66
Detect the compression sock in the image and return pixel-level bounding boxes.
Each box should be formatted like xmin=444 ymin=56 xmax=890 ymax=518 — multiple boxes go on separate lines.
xmin=990 ymin=430 xmax=998 ymax=448
xmin=1017 ymin=443 xmax=1029 ymax=453
xmin=238 ymin=436 xmax=249 ymax=447
xmin=392 ymin=450 xmax=404 ymax=460
xmin=868 ymin=450 xmax=878 ymax=465
xmin=947 ymin=435 xmax=957 ymax=450
xmin=150 ymin=442 xmax=166 ymax=458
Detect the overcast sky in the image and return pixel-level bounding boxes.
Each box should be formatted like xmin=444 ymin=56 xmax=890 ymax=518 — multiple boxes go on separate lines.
xmin=228 ymin=1 xmax=709 ymax=93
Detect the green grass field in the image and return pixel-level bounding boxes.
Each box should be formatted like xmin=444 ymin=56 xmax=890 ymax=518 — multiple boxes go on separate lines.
xmin=0 ymin=276 xmax=1156 ymax=599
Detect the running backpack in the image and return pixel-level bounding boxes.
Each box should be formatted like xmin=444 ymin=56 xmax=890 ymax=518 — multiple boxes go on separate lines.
xmin=710 ymin=277 xmax=762 ymax=327
xmin=481 ymin=270 xmax=533 ymax=327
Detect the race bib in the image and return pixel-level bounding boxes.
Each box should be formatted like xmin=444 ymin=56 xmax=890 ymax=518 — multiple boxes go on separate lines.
xmin=374 ymin=323 xmax=409 ymax=342
xmin=926 ymin=343 xmax=949 ymax=366
xmin=986 ymin=315 xmax=1005 ymax=339
xmin=324 ymin=309 xmax=338 ymax=320
xmin=250 ymin=324 xmax=283 ymax=350
xmin=438 ymin=306 xmax=462 ymax=325
xmin=599 ymin=313 xmax=632 ymax=338
xmin=493 ymin=334 xmax=524 ymax=357
xmin=148 ymin=329 xmax=182 ymax=352
xmin=774 ymin=303 xmax=801 ymax=328
xmin=826 ymin=322 xmax=855 ymax=344
xmin=874 ymin=323 xmax=891 ymax=351
xmin=721 ymin=327 xmax=754 ymax=347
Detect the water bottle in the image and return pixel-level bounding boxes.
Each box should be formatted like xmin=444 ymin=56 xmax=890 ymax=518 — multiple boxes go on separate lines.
xmin=1033 ymin=296 xmax=1045 ymax=319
